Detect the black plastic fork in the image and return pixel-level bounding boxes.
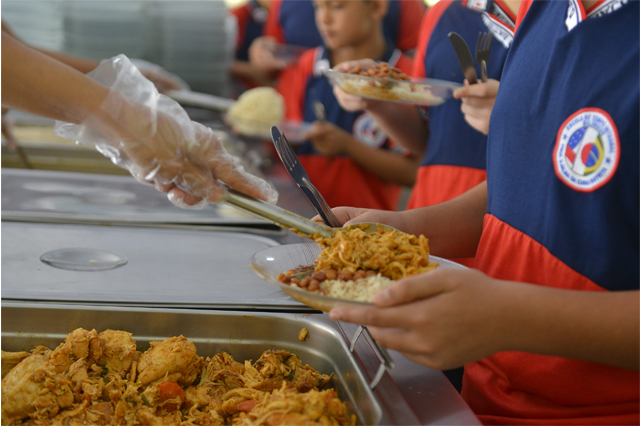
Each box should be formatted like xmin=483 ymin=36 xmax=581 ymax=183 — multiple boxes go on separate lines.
xmin=270 ymin=126 xmax=342 ymax=228
xmin=475 ymin=32 xmax=493 ymax=82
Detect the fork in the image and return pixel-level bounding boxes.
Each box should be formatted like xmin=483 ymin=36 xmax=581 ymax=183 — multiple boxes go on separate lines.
xmin=475 ymin=32 xmax=493 ymax=82
xmin=270 ymin=126 xmax=342 ymax=228
xmin=312 ymin=100 xmax=326 ymax=121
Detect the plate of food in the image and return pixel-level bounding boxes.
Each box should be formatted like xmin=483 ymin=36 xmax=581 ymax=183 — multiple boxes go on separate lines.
xmin=249 ymin=225 xmax=466 ymax=312
xmin=323 ymin=62 xmax=462 ymax=106
xmin=225 ymin=86 xmax=312 ymax=142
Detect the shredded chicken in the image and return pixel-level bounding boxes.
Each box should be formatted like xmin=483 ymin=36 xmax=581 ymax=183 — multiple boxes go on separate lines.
xmin=1 ymin=329 xmax=353 ymax=425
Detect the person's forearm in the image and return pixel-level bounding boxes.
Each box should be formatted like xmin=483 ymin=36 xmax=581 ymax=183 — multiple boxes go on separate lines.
xmin=2 ymin=32 xmax=108 ymax=123
xmin=2 ymin=21 xmax=100 ymax=74
xmin=35 ymin=49 xmax=100 ymax=74
xmin=366 ymin=102 xmax=428 ymax=156
xmin=399 ymin=181 xmax=487 ymax=258
xmin=502 ymin=283 xmax=639 ymax=370
xmin=343 ymin=137 xmax=420 ymax=186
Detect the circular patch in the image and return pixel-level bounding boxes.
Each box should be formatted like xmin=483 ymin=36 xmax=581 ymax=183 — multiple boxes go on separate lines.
xmin=353 ymin=113 xmax=387 ymax=148
xmin=553 ymin=108 xmax=620 ymax=192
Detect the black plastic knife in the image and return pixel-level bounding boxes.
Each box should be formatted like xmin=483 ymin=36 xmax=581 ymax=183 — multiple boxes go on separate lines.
xmin=448 ymin=32 xmax=478 ymax=84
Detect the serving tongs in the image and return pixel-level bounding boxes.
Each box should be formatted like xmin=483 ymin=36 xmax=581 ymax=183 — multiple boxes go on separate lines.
xmin=224 ymin=190 xmax=396 ymax=387
xmin=269 ymin=124 xmax=396 ymax=387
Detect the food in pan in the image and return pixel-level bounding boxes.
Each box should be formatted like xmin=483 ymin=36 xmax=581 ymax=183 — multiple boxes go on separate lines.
xmin=1 ymin=328 xmax=355 ymax=426
xmin=226 ymin=87 xmax=285 ymax=138
xmin=278 ymin=225 xmax=438 ymax=302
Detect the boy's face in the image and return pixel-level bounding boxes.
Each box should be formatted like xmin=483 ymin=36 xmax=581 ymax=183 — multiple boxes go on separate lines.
xmin=313 ymin=0 xmax=384 ymax=50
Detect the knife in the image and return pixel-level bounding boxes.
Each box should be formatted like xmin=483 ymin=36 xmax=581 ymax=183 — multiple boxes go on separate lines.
xmin=447 ymin=32 xmax=478 ymax=85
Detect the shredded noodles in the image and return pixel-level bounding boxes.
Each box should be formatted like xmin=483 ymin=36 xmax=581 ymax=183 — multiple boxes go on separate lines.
xmin=313 ymin=224 xmax=437 ymax=280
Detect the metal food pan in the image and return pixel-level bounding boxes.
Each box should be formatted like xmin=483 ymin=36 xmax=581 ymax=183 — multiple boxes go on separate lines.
xmin=1 ymin=303 xmax=421 ymax=425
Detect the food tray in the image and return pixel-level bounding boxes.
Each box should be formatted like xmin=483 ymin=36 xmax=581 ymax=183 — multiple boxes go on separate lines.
xmin=1 ymin=168 xmax=277 ymax=228
xmin=323 ymin=69 xmax=462 ymax=106
xmin=250 ymin=243 xmax=466 ymax=311
xmin=1 ymin=221 xmax=308 ymax=311
xmin=1 ymin=303 xmax=420 ymax=425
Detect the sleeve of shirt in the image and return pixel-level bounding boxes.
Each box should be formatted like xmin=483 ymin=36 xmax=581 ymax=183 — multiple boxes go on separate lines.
xmin=263 ymin=0 xmax=285 ymax=42
xmin=396 ymin=0 xmax=427 ymax=52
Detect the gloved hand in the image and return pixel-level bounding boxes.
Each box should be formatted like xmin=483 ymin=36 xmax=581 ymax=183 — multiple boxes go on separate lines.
xmin=130 ymin=58 xmax=190 ymax=94
xmin=54 ymin=54 xmax=278 ymax=209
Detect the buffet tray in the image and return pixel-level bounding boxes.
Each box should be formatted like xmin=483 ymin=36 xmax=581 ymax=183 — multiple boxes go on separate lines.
xmin=1 ymin=221 xmax=310 ymax=311
xmin=1 ymin=168 xmax=278 ymax=228
xmin=1 ymin=303 xmax=421 ymax=425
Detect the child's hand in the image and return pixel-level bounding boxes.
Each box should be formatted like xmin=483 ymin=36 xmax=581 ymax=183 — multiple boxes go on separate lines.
xmin=303 ymin=121 xmax=352 ymax=157
xmin=329 ymin=268 xmax=512 ymax=370
xmin=453 ymin=79 xmax=500 ymax=135
xmin=248 ymin=36 xmax=288 ymax=72
xmin=311 ymin=206 xmax=410 ymax=233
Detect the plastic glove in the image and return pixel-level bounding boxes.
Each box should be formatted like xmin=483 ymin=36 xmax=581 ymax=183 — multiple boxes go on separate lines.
xmin=130 ymin=58 xmax=190 ymax=94
xmin=54 ymin=54 xmax=278 ymax=209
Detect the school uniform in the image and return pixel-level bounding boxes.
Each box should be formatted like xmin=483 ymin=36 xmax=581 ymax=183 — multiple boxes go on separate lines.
xmin=464 ymin=0 xmax=639 ymax=424
xmin=277 ymin=43 xmax=413 ymax=210
xmin=410 ymin=0 xmax=515 ymax=267
xmin=264 ymin=0 xmax=424 ymax=52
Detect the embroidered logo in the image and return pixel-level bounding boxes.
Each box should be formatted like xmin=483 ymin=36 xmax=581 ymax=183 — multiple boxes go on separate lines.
xmin=353 ymin=113 xmax=387 ymax=148
xmin=553 ymin=108 xmax=620 ymax=192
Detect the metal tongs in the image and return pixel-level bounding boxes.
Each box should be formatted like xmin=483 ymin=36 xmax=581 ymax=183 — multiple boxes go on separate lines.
xmin=223 ymin=191 xmax=396 ymax=389
xmin=269 ymin=125 xmax=395 ymax=388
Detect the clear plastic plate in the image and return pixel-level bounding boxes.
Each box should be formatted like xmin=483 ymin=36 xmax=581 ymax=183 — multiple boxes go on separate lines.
xmin=323 ymin=69 xmax=463 ymax=106
xmin=271 ymin=43 xmax=307 ymax=65
xmin=249 ymin=242 xmax=466 ymax=312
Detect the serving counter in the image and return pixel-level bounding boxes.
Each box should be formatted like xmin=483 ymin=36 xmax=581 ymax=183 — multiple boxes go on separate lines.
xmin=1 ymin=110 xmax=481 ymax=425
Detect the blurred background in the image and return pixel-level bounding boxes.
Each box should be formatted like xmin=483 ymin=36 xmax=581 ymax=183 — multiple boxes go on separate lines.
xmin=2 ymin=0 xmax=437 ymax=97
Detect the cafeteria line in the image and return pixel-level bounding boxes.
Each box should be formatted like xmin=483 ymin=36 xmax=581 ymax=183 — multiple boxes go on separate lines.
xmin=2 ymin=0 xmax=638 ymax=425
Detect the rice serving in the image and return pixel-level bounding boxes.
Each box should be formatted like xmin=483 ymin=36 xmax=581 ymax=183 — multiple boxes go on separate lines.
xmin=226 ymin=87 xmax=284 ymax=137
xmin=319 ymin=274 xmax=394 ymax=303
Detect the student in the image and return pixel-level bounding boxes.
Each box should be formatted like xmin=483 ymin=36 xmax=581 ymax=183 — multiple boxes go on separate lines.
xmin=333 ymin=0 xmax=519 ymax=268
xmin=1 ymin=31 xmax=277 ymax=208
xmin=277 ymin=0 xmax=421 ymax=211
xmin=229 ymin=0 xmax=276 ymax=88
xmin=323 ymin=0 xmax=639 ymax=424
xmin=250 ymin=0 xmax=424 ymax=75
